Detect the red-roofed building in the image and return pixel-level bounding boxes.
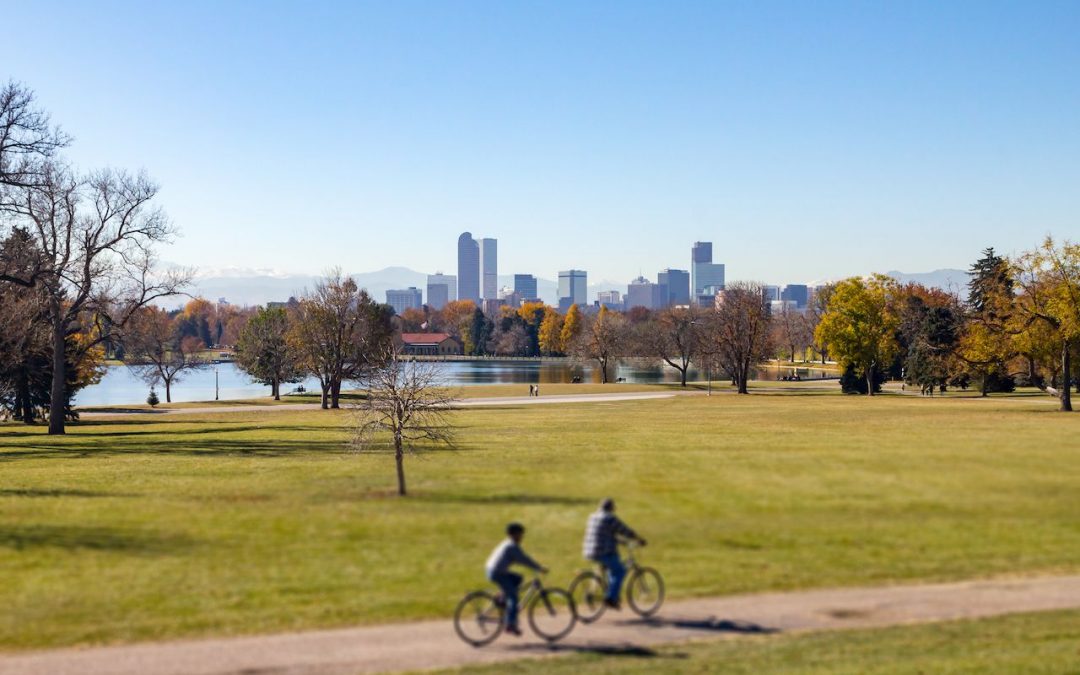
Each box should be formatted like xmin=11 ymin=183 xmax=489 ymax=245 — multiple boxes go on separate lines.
xmin=397 ymin=332 xmax=463 ymax=356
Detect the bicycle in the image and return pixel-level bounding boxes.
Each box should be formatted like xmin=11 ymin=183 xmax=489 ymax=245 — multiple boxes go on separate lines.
xmin=568 ymin=540 xmax=664 ymax=623
xmin=453 ymin=573 xmax=577 ymax=647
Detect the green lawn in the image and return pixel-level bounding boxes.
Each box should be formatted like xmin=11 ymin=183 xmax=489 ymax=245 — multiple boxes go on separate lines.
xmin=1 ymin=390 xmax=1078 ymax=650
xmin=434 ymin=609 xmax=1080 ymax=674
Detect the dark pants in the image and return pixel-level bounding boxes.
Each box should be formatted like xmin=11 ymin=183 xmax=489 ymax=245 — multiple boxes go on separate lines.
xmin=488 ymin=571 xmax=523 ymax=627
xmin=594 ymin=553 xmax=626 ymax=602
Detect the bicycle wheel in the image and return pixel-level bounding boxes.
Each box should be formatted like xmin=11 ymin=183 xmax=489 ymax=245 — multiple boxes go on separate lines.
xmin=527 ymin=587 xmax=577 ymax=642
xmin=626 ymin=567 xmax=665 ymax=617
xmin=568 ymin=570 xmax=607 ymax=623
xmin=454 ymin=590 xmax=505 ymax=647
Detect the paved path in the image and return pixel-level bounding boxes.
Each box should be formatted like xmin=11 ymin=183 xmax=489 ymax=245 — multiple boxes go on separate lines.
xmin=80 ymin=392 xmax=677 ymax=417
xmin=2 ymin=575 xmax=1078 ymax=675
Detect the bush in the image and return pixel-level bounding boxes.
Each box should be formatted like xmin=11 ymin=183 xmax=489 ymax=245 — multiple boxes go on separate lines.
xmin=839 ymin=363 xmax=885 ymax=394
xmin=147 ymin=389 xmax=160 ymax=407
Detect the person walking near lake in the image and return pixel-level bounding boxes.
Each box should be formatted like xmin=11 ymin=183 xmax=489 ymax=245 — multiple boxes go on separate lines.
xmin=485 ymin=522 xmax=547 ymax=635
xmin=583 ymin=498 xmax=646 ymax=609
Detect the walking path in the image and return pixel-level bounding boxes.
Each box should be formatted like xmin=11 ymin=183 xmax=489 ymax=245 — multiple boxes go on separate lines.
xmin=2 ymin=575 xmax=1078 ymax=675
xmin=80 ymin=392 xmax=677 ymax=417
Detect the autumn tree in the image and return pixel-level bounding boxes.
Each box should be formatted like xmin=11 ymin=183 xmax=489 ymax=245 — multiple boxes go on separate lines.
xmin=560 ymin=303 xmax=583 ymax=350
xmin=814 ymin=275 xmax=899 ymax=396
xmin=895 ymin=285 xmax=963 ymax=394
xmin=538 ymin=309 xmax=565 ymax=356
xmin=123 ymin=307 xmax=208 ymax=403
xmin=702 ymin=282 xmax=773 ymax=394
xmin=236 ymin=306 xmax=301 ymax=400
xmin=1012 ymin=237 xmax=1080 ymax=411
xmin=958 ymin=248 xmax=1017 ymax=395
xmin=570 ymin=306 xmax=628 ymax=383
xmin=353 ymin=346 xmax=457 ymax=496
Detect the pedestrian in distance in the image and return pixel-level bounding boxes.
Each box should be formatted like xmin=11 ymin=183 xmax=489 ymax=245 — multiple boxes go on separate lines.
xmin=485 ymin=522 xmax=547 ymax=635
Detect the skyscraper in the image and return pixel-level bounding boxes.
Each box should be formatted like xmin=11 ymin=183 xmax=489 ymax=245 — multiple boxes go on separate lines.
xmin=626 ymin=276 xmax=667 ymax=310
xmin=691 ymin=241 xmax=725 ymax=305
xmin=514 ymin=274 xmax=538 ymax=302
xmin=426 ymin=273 xmax=457 ymax=310
xmin=457 ymin=232 xmax=480 ymax=304
xmin=558 ymin=269 xmax=587 ymax=312
xmin=386 ymin=287 xmax=423 ymax=315
xmin=480 ymin=238 xmax=498 ymax=301
xmin=781 ymin=284 xmax=809 ymax=309
xmin=658 ymin=268 xmax=690 ymax=305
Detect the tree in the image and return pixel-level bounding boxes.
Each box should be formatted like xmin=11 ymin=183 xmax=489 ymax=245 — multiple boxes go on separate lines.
xmin=808 ymin=283 xmax=835 ymax=364
xmin=560 ymin=304 xmax=583 ymax=350
xmin=640 ymin=306 xmax=703 ymax=386
xmin=538 ymin=309 xmax=565 ymax=356
xmin=0 ymin=81 xmax=69 ymax=196
xmin=5 ymin=163 xmax=186 ymax=433
xmin=466 ymin=307 xmax=493 ymax=356
xmin=235 ymin=306 xmax=302 ymax=400
xmin=1012 ymin=237 xmax=1080 ymax=412
xmin=896 ymin=285 xmax=962 ymax=395
xmin=959 ymin=248 xmax=1017 ymax=396
xmin=123 ymin=307 xmax=208 ymax=403
xmin=570 ymin=306 xmax=628 ymax=383
xmin=702 ymin=282 xmax=773 ymax=394
xmin=353 ymin=346 xmax=457 ymax=496
xmin=815 ymin=275 xmax=899 ymax=396
xmin=146 ymin=389 xmax=159 ymax=408
xmin=771 ymin=304 xmax=813 ymax=363
xmin=289 ymin=271 xmax=393 ymax=409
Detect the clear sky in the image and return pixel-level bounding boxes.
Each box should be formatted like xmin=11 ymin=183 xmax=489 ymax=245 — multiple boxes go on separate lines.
xmin=5 ymin=1 xmax=1079 ymax=284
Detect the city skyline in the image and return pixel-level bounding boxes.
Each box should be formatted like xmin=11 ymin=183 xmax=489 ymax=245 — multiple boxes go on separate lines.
xmin=5 ymin=2 xmax=1076 ymax=284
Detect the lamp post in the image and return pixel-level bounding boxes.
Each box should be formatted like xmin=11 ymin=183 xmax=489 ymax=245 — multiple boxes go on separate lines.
xmin=215 ymin=366 xmax=219 ymax=401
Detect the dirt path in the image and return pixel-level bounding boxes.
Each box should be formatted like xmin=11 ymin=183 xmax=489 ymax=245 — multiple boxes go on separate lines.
xmin=2 ymin=575 xmax=1078 ymax=675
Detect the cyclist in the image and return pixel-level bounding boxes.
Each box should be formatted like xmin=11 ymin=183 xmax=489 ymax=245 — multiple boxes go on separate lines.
xmin=582 ymin=498 xmax=646 ymax=609
xmin=485 ymin=522 xmax=547 ymax=636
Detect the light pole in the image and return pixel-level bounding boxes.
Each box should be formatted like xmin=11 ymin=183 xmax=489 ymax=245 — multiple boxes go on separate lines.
xmin=215 ymin=366 xmax=219 ymax=401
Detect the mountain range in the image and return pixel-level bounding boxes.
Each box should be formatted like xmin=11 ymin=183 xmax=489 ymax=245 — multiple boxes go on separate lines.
xmin=184 ymin=266 xmax=972 ymax=308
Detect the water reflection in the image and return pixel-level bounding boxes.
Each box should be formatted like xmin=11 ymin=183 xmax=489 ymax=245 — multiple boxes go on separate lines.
xmin=75 ymin=360 xmax=834 ymax=406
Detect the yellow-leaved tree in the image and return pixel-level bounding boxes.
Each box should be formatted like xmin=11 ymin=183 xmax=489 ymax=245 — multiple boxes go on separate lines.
xmin=814 ymin=274 xmax=900 ymax=396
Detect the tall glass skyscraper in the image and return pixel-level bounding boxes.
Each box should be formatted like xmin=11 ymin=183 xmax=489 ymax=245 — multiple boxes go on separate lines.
xmin=457 ymin=232 xmax=480 ymax=303
xmin=480 ymin=238 xmax=498 ymax=301
xmin=514 ymin=274 xmax=538 ymax=301
xmin=558 ymin=269 xmax=587 ymax=311
xmin=691 ymin=241 xmax=725 ymax=303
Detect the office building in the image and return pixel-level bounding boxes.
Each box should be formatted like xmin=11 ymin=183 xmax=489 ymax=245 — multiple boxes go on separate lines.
xmin=781 ymin=284 xmax=809 ymax=309
xmin=763 ymin=285 xmax=781 ymax=302
xmin=597 ymin=290 xmax=622 ymax=305
xmin=426 ymin=273 xmax=456 ymax=310
xmin=457 ymin=232 xmax=480 ymax=304
xmin=386 ymin=287 xmax=423 ymax=315
xmin=558 ymin=269 xmax=587 ymax=312
xmin=691 ymin=241 xmax=725 ymax=304
xmin=626 ymin=276 xmax=667 ymax=310
xmin=770 ymin=299 xmax=799 ymax=315
xmin=658 ymin=268 xmax=690 ymax=305
xmin=480 ymin=238 xmax=498 ymax=301
xmin=514 ymin=274 xmax=539 ymax=302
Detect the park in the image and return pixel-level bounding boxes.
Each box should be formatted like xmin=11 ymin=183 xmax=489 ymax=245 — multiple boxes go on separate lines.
xmin=2 ymin=381 xmax=1079 ymax=672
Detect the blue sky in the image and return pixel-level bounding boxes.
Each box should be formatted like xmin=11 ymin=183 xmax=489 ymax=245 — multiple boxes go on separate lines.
xmin=5 ymin=1 xmax=1079 ymax=284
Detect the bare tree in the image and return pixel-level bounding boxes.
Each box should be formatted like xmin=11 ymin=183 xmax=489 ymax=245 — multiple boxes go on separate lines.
xmin=771 ymin=304 xmax=813 ymax=362
xmin=0 ymin=81 xmax=69 ymax=194
xmin=5 ymin=163 xmax=186 ymax=433
xmin=570 ymin=306 xmax=629 ymax=384
xmin=123 ymin=307 xmax=208 ymax=403
xmin=639 ymin=306 xmax=704 ymax=386
xmin=703 ymin=282 xmax=774 ymax=394
xmin=353 ymin=347 xmax=457 ymax=496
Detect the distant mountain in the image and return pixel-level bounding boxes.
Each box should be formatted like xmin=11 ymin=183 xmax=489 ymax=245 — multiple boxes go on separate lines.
xmin=886 ymin=268 xmax=970 ymax=294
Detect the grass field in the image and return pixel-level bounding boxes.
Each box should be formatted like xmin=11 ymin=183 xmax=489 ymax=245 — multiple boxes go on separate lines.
xmin=1 ymin=386 xmax=1078 ymax=650
xmin=435 ymin=609 xmax=1080 ymax=674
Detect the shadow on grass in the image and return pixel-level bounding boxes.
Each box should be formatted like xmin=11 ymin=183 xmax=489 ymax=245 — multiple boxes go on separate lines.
xmin=0 ymin=488 xmax=135 ymax=499
xmin=508 ymin=642 xmax=683 ymax=659
xmin=0 ymin=524 xmax=194 ymax=555
xmin=413 ymin=492 xmax=594 ymax=506
xmin=0 ymin=436 xmax=350 ymax=461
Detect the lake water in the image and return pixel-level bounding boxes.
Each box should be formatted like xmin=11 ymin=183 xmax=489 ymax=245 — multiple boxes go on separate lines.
xmin=75 ymin=360 xmax=833 ymax=406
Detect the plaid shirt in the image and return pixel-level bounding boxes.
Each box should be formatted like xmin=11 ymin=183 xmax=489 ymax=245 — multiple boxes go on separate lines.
xmin=582 ymin=510 xmax=637 ymax=560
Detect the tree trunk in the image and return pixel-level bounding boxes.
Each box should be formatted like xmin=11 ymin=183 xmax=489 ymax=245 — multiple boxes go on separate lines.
xmin=16 ymin=370 xmax=34 ymax=423
xmin=48 ymin=319 xmax=67 ymax=435
xmin=330 ymin=379 xmax=341 ymax=409
xmin=865 ymin=364 xmax=874 ymax=397
xmin=980 ymin=372 xmax=989 ymax=398
xmin=320 ymin=381 xmax=329 ymax=409
xmin=1061 ymin=343 xmax=1073 ymax=412
xmin=680 ymin=366 xmax=687 ymax=387
xmin=272 ymin=377 xmax=280 ymax=401
xmin=395 ymin=435 xmax=406 ymax=496
xmin=164 ymin=378 xmax=172 ymax=403
xmin=599 ymin=358 xmax=609 ymax=384
xmin=737 ymin=360 xmax=749 ymax=394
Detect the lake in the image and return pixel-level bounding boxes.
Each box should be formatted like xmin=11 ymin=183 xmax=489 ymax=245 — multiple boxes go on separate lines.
xmin=75 ymin=360 xmax=834 ymax=406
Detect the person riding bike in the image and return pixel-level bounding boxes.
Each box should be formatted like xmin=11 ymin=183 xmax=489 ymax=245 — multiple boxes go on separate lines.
xmin=485 ymin=522 xmax=547 ymax=636
xmin=582 ymin=498 xmax=646 ymax=609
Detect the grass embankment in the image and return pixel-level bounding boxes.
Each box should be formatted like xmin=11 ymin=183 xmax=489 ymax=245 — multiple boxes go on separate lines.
xmin=436 ymin=610 xmax=1080 ymax=674
xmin=1 ymin=390 xmax=1078 ymax=650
